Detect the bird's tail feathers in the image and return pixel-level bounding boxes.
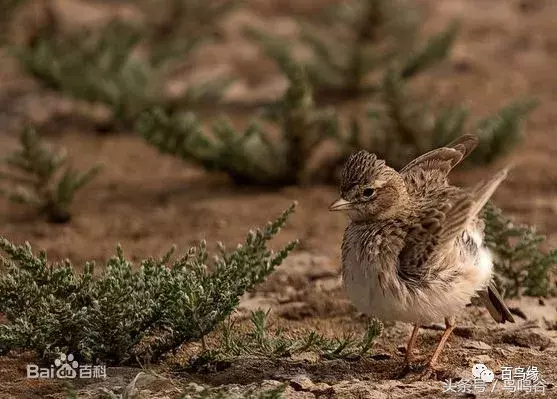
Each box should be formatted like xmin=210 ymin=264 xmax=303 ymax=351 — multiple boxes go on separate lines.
xmin=477 ymin=284 xmax=515 ymax=323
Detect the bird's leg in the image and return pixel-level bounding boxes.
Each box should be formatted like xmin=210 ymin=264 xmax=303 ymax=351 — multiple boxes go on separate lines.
xmin=420 ymin=316 xmax=456 ymax=380
xmin=405 ymin=323 xmax=420 ymax=364
xmin=397 ymin=323 xmax=420 ymax=378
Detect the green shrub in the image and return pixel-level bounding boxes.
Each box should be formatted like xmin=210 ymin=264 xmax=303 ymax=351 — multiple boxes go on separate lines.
xmin=246 ymin=0 xmax=537 ymax=170
xmin=248 ymin=0 xmax=456 ymax=96
xmin=135 ymin=0 xmax=242 ymax=66
xmin=0 ymin=127 xmax=101 ymax=223
xmin=348 ymin=71 xmax=538 ymax=169
xmin=14 ymin=21 xmax=163 ymax=126
xmin=0 ymin=204 xmax=298 ymax=364
xmin=12 ymin=0 xmax=536 ymax=185
xmin=483 ymin=202 xmax=557 ymax=298
xmin=141 ymin=0 xmax=536 ymax=185
xmin=140 ymin=55 xmax=536 ymax=185
xmin=13 ymin=14 xmax=235 ymax=128
xmin=139 ymin=59 xmax=341 ymax=186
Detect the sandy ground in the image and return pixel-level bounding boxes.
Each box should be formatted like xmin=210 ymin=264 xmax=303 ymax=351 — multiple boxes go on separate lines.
xmin=0 ymin=0 xmax=557 ymax=398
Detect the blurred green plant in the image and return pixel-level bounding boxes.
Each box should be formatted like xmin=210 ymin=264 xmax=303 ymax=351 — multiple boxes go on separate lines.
xmin=140 ymin=52 xmax=537 ymax=184
xmin=244 ymin=0 xmax=537 ymax=171
xmin=0 ymin=127 xmax=101 ymax=223
xmin=139 ymin=58 xmax=341 ymax=186
xmin=468 ymin=100 xmax=539 ymax=165
xmin=11 ymin=0 xmax=538 ymax=186
xmin=247 ymin=0 xmax=456 ymax=96
xmin=346 ymin=70 xmax=539 ymax=169
xmin=15 ymin=21 xmax=157 ymax=126
xmin=483 ymin=202 xmax=557 ymax=298
xmin=0 ymin=204 xmax=297 ymax=364
xmin=13 ymin=7 xmax=235 ymax=129
xmin=135 ymin=0 xmax=241 ymax=66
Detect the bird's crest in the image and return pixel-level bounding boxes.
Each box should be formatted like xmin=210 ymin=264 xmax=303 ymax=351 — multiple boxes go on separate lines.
xmin=341 ymin=151 xmax=386 ymax=191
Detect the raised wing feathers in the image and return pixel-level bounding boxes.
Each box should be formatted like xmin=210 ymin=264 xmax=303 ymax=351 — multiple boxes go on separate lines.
xmin=400 ymin=134 xmax=479 ymax=176
xmin=469 ymin=168 xmax=509 ymax=217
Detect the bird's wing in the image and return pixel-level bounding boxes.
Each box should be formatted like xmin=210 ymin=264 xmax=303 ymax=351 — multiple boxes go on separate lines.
xmin=397 ymin=168 xmax=508 ymax=288
xmin=400 ymin=134 xmax=479 ymax=178
xmin=397 ymin=191 xmax=473 ymax=287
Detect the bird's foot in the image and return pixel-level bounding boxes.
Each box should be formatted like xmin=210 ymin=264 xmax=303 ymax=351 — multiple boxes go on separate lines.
xmin=396 ymin=362 xmax=419 ymax=379
xmin=417 ymin=364 xmax=438 ymax=381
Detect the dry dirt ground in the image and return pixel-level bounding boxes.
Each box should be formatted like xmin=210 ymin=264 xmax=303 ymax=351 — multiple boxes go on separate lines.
xmin=1 ymin=0 xmax=557 ymax=398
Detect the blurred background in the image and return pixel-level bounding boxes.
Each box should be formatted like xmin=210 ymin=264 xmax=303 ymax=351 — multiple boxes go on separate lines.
xmin=0 ymin=0 xmax=556 ymax=397
xmin=0 ymin=0 xmax=554 ymax=261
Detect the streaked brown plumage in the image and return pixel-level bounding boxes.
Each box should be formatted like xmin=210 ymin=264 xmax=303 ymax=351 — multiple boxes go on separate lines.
xmin=330 ymin=134 xmax=515 ymax=379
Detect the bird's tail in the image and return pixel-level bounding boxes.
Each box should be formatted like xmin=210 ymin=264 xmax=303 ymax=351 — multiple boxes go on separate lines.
xmin=477 ymin=284 xmax=515 ymax=323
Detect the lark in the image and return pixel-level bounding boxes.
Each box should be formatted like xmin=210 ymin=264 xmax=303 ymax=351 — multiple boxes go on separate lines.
xmin=329 ymin=134 xmax=515 ymax=379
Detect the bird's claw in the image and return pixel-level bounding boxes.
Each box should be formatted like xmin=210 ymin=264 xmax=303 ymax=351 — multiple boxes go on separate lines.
xmin=396 ymin=362 xmax=418 ymax=379
xmin=418 ymin=365 xmax=437 ymax=381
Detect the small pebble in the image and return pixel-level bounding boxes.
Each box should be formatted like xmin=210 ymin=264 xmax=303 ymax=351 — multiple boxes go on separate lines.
xmin=463 ymin=340 xmax=492 ymax=351
xmin=468 ymin=354 xmax=492 ymax=365
xmin=290 ymin=374 xmax=314 ymax=391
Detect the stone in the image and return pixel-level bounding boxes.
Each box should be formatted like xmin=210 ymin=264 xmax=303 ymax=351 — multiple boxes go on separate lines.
xmin=501 ymin=330 xmax=553 ymax=350
xmin=332 ymin=380 xmax=388 ymax=398
xmin=290 ymin=374 xmax=314 ymax=391
xmin=463 ymin=340 xmax=492 ymax=350
xmin=290 ymin=352 xmax=320 ymax=363
xmin=468 ymin=354 xmax=493 ymax=366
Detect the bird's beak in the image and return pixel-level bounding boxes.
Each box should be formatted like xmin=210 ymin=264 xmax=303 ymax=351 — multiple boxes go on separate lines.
xmin=328 ymin=198 xmax=353 ymax=211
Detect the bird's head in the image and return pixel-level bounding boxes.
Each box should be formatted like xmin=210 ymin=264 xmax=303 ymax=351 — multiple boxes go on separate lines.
xmin=329 ymin=151 xmax=408 ymax=221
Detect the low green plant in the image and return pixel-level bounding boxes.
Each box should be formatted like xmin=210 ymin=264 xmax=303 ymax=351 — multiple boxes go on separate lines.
xmin=0 ymin=127 xmax=101 ymax=223
xmin=188 ymin=309 xmax=382 ymax=371
xmin=0 ymin=204 xmax=297 ymax=364
xmin=483 ymin=202 xmax=557 ymax=298
xmin=468 ymin=101 xmax=539 ymax=165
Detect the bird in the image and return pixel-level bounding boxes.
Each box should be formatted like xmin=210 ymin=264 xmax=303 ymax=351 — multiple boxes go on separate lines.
xmin=329 ymin=134 xmax=515 ymax=379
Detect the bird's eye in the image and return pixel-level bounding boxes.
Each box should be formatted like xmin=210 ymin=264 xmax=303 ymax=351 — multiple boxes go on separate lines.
xmin=362 ymin=187 xmax=374 ymax=198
